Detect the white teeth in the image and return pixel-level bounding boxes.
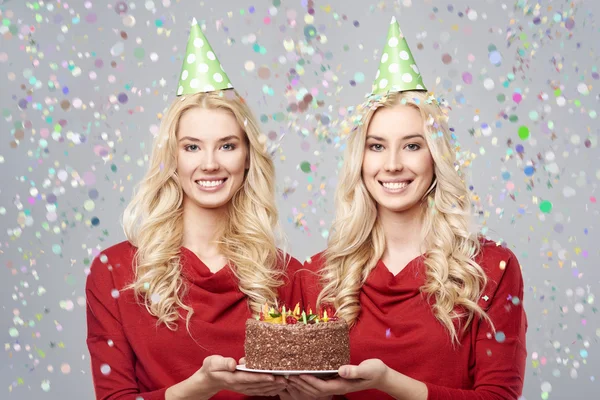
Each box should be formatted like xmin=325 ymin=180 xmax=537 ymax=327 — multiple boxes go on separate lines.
xmin=382 ymin=181 xmax=409 ymax=190
xmin=196 ymin=180 xmax=224 ymax=187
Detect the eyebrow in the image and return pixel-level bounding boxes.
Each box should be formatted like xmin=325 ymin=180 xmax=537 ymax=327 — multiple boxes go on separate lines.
xmin=178 ymin=135 xmax=241 ymax=143
xmin=366 ymin=133 xmax=425 ymax=141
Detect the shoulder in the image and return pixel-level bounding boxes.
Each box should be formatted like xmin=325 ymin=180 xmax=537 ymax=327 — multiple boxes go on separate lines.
xmin=87 ymin=241 xmax=137 ymax=292
xmin=96 ymin=240 xmax=137 ymax=263
xmin=303 ymin=251 xmax=326 ymax=273
xmin=477 ymin=239 xmax=521 ymax=278
xmin=280 ymin=251 xmax=303 ymax=272
xmin=476 ymin=238 xmax=524 ymax=304
xmin=292 ymin=251 xmax=326 ymax=289
xmin=274 ymin=249 xmax=303 ymax=274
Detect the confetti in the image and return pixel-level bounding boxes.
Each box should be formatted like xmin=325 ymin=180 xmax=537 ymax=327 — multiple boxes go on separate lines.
xmin=0 ymin=1 xmax=597 ymax=399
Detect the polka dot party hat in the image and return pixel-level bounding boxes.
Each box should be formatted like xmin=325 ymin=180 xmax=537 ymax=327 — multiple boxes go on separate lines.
xmin=372 ymin=16 xmax=427 ymax=95
xmin=177 ymin=18 xmax=233 ymax=96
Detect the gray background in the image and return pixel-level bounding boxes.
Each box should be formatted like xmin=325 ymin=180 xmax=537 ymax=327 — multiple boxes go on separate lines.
xmin=1 ymin=0 xmax=599 ymax=398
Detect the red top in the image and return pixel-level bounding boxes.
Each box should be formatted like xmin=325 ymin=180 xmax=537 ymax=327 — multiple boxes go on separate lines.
xmin=86 ymin=241 xmax=302 ymax=400
xmin=294 ymin=240 xmax=527 ymax=400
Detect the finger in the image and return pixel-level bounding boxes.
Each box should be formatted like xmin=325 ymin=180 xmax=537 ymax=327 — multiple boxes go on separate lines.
xmin=286 ymin=384 xmax=311 ymax=399
xmin=278 ymin=390 xmax=293 ymax=400
xmin=288 ymin=378 xmax=320 ymax=398
xmin=299 ymin=374 xmax=329 ymax=387
xmin=338 ymin=365 xmax=360 ymax=379
xmin=238 ymin=382 xmax=286 ymax=391
xmin=236 ymin=382 xmax=287 ymax=396
xmin=273 ymin=375 xmax=288 ymax=385
xmin=287 ymin=376 xmax=306 ymax=386
xmin=262 ymin=386 xmax=287 ymax=397
xmin=287 ymin=382 xmax=321 ymax=399
xmin=298 ymin=375 xmax=349 ymax=395
xmin=238 ymin=357 xmax=246 ymax=365
xmin=208 ymin=355 xmax=237 ymax=372
xmin=229 ymin=370 xmax=276 ymax=383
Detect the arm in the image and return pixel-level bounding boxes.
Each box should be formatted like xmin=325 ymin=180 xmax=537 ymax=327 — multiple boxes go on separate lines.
xmin=85 ymin=257 xmax=170 ymax=400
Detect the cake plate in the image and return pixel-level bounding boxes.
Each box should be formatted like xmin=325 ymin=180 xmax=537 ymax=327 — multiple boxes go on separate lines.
xmin=236 ymin=364 xmax=339 ymax=379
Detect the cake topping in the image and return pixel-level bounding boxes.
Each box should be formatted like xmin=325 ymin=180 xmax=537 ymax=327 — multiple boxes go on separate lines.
xmin=258 ymin=303 xmax=339 ymax=325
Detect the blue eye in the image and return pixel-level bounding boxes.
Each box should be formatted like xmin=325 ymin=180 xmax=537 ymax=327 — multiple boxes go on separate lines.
xmin=406 ymin=143 xmax=421 ymax=151
xmin=222 ymin=143 xmax=236 ymax=151
xmin=369 ymin=143 xmax=384 ymax=151
xmin=184 ymin=144 xmax=199 ymax=152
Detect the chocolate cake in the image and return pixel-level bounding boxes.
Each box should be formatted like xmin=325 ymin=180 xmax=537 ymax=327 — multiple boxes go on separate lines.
xmin=244 ymin=304 xmax=350 ymax=371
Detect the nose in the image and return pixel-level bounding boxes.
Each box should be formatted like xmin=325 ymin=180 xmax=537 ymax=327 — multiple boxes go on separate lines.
xmin=200 ymin=151 xmax=220 ymax=172
xmin=384 ymin=150 xmax=403 ymax=172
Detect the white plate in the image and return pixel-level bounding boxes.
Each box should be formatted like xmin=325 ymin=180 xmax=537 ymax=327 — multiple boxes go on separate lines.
xmin=236 ymin=364 xmax=339 ymax=377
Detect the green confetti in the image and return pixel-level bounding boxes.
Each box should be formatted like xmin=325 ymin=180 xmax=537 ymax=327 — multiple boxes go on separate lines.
xmin=518 ymin=126 xmax=530 ymax=140
xmin=540 ymin=200 xmax=552 ymax=213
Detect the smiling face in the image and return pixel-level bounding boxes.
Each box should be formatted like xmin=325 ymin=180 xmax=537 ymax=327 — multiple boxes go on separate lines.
xmin=176 ymin=107 xmax=249 ymax=212
xmin=361 ymin=102 xmax=435 ymax=215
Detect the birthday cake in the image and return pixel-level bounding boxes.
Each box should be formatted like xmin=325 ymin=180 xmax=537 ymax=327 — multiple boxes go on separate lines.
xmin=244 ymin=304 xmax=350 ymax=371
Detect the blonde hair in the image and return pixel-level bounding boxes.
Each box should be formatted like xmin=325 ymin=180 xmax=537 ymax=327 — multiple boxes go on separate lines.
xmin=318 ymin=91 xmax=491 ymax=344
xmin=123 ymin=91 xmax=285 ymax=331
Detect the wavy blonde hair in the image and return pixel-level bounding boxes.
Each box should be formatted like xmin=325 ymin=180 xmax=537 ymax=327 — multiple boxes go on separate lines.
xmin=122 ymin=91 xmax=285 ymax=331
xmin=318 ymin=91 xmax=491 ymax=344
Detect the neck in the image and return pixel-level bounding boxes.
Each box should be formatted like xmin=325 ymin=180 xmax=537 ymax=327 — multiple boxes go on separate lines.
xmin=180 ymin=198 xmax=228 ymax=258
xmin=378 ymin=204 xmax=426 ymax=253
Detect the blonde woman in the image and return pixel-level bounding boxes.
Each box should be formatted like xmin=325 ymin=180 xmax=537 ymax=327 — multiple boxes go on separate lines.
xmin=85 ymin=90 xmax=301 ymax=400
xmin=288 ymin=90 xmax=527 ymax=399
xmin=287 ymin=19 xmax=527 ymax=400
xmin=86 ymin=21 xmax=300 ymax=400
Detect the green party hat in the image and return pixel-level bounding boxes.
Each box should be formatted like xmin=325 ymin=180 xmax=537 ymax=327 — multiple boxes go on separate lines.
xmin=372 ymin=16 xmax=427 ymax=95
xmin=177 ymin=18 xmax=233 ymax=96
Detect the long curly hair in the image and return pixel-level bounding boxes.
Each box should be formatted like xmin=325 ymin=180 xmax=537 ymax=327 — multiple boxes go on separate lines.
xmin=317 ymin=90 xmax=491 ymax=344
xmin=122 ymin=91 xmax=285 ymax=331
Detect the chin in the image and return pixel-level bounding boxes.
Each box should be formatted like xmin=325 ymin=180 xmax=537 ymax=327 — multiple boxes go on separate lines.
xmin=183 ymin=193 xmax=229 ymax=210
xmin=196 ymin=198 xmax=230 ymax=209
xmin=378 ymin=198 xmax=421 ymax=213
xmin=197 ymin=203 xmax=224 ymax=209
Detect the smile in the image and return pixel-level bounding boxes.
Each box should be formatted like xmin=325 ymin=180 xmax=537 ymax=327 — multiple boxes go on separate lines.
xmin=379 ymin=180 xmax=412 ymax=192
xmin=194 ymin=178 xmax=227 ymax=191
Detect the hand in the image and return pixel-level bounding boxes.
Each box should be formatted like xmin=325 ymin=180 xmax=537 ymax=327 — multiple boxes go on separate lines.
xmin=287 ymin=359 xmax=389 ymax=398
xmin=279 ymin=386 xmax=332 ymax=400
xmin=166 ymin=355 xmax=287 ymax=399
xmin=200 ymin=355 xmax=288 ymax=396
xmin=238 ymin=357 xmax=327 ymax=400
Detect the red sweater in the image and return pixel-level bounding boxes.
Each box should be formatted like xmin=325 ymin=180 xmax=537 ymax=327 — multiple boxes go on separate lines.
xmin=86 ymin=241 xmax=302 ymax=400
xmin=294 ymin=240 xmax=527 ymax=400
